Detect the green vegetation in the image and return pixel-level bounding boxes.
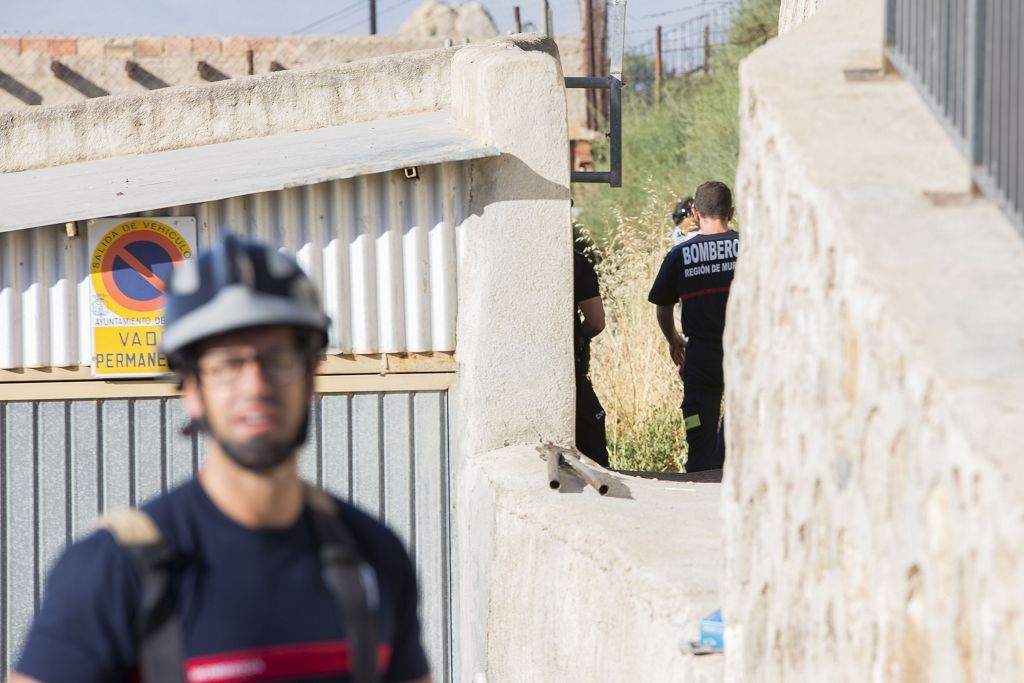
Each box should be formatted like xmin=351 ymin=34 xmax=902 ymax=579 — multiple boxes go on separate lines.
xmin=575 ymin=0 xmax=779 ymax=471
xmin=577 ymin=0 xmax=778 ymax=239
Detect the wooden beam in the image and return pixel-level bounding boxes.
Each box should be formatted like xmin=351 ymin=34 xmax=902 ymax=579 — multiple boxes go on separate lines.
xmin=51 ymin=60 xmax=109 ymax=98
xmin=0 ymin=352 xmax=456 ymax=383
xmin=0 ymin=69 xmax=42 ymax=105
xmin=0 ymin=371 xmax=454 ymax=401
xmin=197 ymin=60 xmax=230 ymax=82
xmin=125 ymin=60 xmax=170 ymax=89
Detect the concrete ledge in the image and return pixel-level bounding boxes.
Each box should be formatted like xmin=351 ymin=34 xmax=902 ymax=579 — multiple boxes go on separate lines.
xmin=0 ymin=34 xmax=564 ymax=175
xmin=0 ymin=34 xmax=585 ymax=126
xmin=0 ymin=110 xmax=499 ymax=233
xmin=725 ymin=0 xmax=1024 ymax=680
xmin=457 ymin=446 xmax=724 ymax=682
xmin=0 ymin=45 xmax=458 ymax=173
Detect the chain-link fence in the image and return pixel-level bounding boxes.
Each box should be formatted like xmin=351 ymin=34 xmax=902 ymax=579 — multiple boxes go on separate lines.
xmin=0 ymin=34 xmax=454 ymax=111
xmin=0 ymin=31 xmax=589 ymax=136
xmin=623 ymin=3 xmax=737 ymax=99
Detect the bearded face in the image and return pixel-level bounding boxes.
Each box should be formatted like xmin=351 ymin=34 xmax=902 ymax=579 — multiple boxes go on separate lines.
xmin=182 ymin=326 xmax=314 ymax=473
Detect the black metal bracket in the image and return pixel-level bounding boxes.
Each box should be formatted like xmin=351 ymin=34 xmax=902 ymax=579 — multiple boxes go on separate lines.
xmin=565 ymin=75 xmax=622 ymax=188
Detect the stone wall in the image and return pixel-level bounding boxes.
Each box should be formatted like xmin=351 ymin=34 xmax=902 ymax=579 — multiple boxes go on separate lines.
xmin=724 ymin=0 xmax=1024 ymax=681
xmin=0 ymin=46 xmax=458 ymax=173
xmin=0 ymin=35 xmax=447 ymax=108
xmin=0 ymin=33 xmax=586 ymax=134
xmin=0 ymin=33 xmax=586 ymax=174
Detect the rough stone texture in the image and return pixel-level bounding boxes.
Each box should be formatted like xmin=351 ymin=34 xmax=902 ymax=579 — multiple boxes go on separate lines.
xmin=400 ymin=0 xmax=498 ymax=39
xmin=0 ymin=33 xmax=586 ymax=160
xmin=459 ymin=447 xmax=724 ymax=682
xmin=778 ymin=0 xmax=829 ymax=34
xmin=0 ymin=33 xmax=583 ymax=124
xmin=724 ymin=0 xmax=1024 ymax=681
xmin=0 ymin=45 xmax=461 ymax=173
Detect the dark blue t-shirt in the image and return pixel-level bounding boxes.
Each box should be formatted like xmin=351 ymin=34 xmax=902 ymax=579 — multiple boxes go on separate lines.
xmin=648 ymin=230 xmax=740 ymax=344
xmin=15 ymin=479 xmax=430 ymax=683
xmin=648 ymin=230 xmax=740 ymax=386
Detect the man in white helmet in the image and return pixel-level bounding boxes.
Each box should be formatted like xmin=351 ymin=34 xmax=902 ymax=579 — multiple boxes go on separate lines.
xmin=10 ymin=234 xmax=431 ymax=683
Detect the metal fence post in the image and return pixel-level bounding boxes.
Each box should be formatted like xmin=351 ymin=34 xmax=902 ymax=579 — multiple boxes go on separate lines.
xmin=966 ymin=0 xmax=988 ymax=167
xmin=885 ymin=0 xmax=897 ymax=46
xmin=609 ymin=76 xmax=622 ymax=187
xmin=654 ymin=25 xmax=663 ymax=104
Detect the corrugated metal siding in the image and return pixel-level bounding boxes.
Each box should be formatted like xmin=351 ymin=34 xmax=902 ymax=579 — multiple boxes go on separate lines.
xmin=0 ymin=161 xmax=469 ymax=368
xmin=0 ymin=391 xmax=451 ymax=681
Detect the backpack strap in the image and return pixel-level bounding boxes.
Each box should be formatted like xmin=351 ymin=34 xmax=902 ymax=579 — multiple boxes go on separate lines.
xmin=306 ymin=486 xmax=380 ymax=683
xmin=97 ymin=509 xmax=186 ymax=683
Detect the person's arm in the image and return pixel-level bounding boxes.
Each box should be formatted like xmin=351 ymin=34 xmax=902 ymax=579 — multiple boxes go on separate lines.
xmin=578 ymin=295 xmax=605 ymax=337
xmin=12 ymin=532 xmax=138 ymax=683
xmin=648 ymin=249 xmax=685 ymax=368
xmin=656 ymin=304 xmax=686 ymax=368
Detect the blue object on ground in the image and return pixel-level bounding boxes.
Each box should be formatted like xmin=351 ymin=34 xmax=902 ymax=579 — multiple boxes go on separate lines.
xmin=699 ymin=609 xmax=724 ymax=651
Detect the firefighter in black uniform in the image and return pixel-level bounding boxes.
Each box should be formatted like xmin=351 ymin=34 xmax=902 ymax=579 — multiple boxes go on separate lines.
xmin=648 ymin=181 xmax=739 ymax=472
xmin=574 ymin=249 xmax=609 ymax=467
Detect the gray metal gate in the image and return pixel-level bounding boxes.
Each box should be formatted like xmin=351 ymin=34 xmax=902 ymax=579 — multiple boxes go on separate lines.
xmin=885 ymin=0 xmax=1024 ymax=233
xmin=1 ymin=390 xmax=452 ymax=680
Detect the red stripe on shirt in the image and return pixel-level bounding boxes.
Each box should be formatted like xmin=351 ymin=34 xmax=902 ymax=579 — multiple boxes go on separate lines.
xmin=679 ymin=286 xmax=731 ymax=301
xmin=183 ymin=641 xmax=392 ymax=683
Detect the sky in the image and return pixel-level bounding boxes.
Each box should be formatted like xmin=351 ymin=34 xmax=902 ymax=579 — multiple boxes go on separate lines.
xmin=0 ymin=0 xmax=730 ymax=51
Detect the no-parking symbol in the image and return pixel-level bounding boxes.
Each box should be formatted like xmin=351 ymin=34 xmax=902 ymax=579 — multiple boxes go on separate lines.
xmin=88 ymin=217 xmax=197 ymax=378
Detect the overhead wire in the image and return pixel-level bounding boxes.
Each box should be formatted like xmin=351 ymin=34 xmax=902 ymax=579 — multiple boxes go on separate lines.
xmin=291 ymin=0 xmax=365 ymax=35
xmin=335 ymin=0 xmax=420 ymax=35
xmin=634 ymin=0 xmax=736 ymax=21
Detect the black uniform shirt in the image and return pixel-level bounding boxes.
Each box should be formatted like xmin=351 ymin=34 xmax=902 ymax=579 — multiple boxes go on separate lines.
xmin=16 ymin=479 xmax=430 ymax=683
xmin=648 ymin=230 xmax=740 ymax=344
xmin=573 ymin=250 xmax=601 ymax=377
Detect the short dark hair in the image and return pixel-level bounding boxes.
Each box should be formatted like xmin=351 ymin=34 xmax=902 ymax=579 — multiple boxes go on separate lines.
xmin=694 ymin=181 xmax=733 ymax=220
xmin=672 ymin=197 xmax=694 ymax=224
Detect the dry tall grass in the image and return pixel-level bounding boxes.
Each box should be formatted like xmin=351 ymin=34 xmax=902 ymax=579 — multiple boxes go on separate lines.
xmin=579 ymin=189 xmax=687 ymax=471
xmin=573 ymin=0 xmax=779 ymax=470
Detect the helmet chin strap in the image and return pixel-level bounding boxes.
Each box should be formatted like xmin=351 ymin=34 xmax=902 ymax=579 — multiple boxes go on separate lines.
xmin=192 ymin=376 xmax=313 ymax=474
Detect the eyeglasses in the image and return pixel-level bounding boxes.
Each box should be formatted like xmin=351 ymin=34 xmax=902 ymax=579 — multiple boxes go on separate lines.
xmin=198 ymin=348 xmax=309 ymax=387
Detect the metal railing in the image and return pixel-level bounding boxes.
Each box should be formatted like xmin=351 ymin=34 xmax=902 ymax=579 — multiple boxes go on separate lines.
xmin=885 ymin=0 xmax=1023 ymax=233
xmin=569 ymin=0 xmax=626 ymax=187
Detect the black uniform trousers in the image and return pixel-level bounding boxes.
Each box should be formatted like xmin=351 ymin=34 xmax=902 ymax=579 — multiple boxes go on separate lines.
xmin=575 ymin=372 xmax=609 ymax=468
xmin=681 ymin=340 xmax=725 ymax=472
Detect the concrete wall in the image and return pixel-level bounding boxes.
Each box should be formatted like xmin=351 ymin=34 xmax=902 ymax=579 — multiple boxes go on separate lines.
xmin=0 ymin=34 xmax=587 ymax=137
xmin=446 ymin=38 xmax=574 ymax=678
xmin=724 ymin=0 xmax=1024 ymax=681
xmin=449 ymin=35 xmax=573 ymax=460
xmin=0 ymin=45 xmax=458 ymax=173
xmin=457 ymin=447 xmax=724 ymax=683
